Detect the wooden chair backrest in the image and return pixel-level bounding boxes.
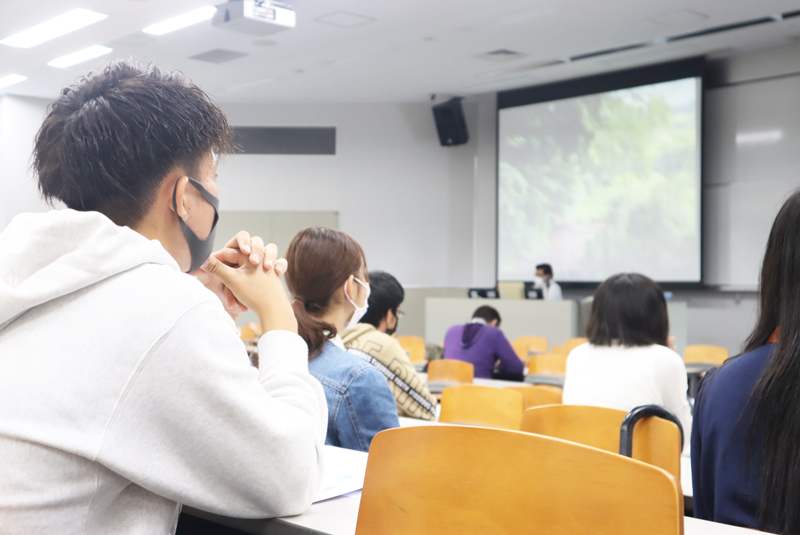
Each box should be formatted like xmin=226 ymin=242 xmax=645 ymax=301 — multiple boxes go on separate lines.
xmin=505 ymin=385 xmax=563 ymax=409
xmin=684 ymin=344 xmax=729 ymax=366
xmin=521 ymin=405 xmax=682 ymax=480
xmin=527 ymin=353 xmax=568 ymax=376
xmin=239 ymin=326 xmax=255 ymax=342
xmin=551 ymin=344 xmax=568 ymax=355
xmin=515 ymin=335 xmax=549 ymax=354
xmin=397 ymin=336 xmax=426 ymax=363
xmin=439 ymin=385 xmax=524 ymax=430
xmin=509 ymin=341 xmax=530 ymax=363
xmin=565 ymin=337 xmax=589 ymax=352
xmin=245 ymin=322 xmax=262 ymax=336
xmin=355 ymin=426 xmax=683 ymax=535
xmin=427 ymin=359 xmax=474 ymax=384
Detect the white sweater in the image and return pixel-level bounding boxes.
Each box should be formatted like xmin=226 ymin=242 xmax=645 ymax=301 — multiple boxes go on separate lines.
xmin=562 ymin=343 xmax=692 ymax=440
xmin=0 ymin=210 xmax=328 ymax=534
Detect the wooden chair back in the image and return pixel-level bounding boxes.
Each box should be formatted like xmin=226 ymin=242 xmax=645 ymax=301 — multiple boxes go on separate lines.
xmin=684 ymin=344 xmax=729 ymax=366
xmin=527 ymin=353 xmax=568 ymax=376
xmin=551 ymin=344 xmax=568 ymax=355
xmin=397 ymin=336 xmax=426 ymax=363
xmin=515 ymin=335 xmax=549 ymax=355
xmin=239 ymin=326 xmax=256 ymax=343
xmin=427 ymin=359 xmax=474 ymax=384
xmin=565 ymin=337 xmax=589 ymax=352
xmin=505 ymin=385 xmax=563 ymax=409
xmin=521 ymin=405 xmax=682 ymax=480
xmin=509 ymin=341 xmax=530 ymax=363
xmin=355 ymin=426 xmax=683 ymax=535
xmin=439 ymin=385 xmax=524 ymax=430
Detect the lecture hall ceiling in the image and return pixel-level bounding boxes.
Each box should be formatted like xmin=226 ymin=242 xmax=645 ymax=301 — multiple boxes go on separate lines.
xmin=0 ymin=0 xmax=799 ymax=103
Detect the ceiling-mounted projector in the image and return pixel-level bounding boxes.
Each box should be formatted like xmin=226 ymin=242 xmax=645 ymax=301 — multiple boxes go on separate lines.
xmin=212 ymin=1 xmax=296 ymax=35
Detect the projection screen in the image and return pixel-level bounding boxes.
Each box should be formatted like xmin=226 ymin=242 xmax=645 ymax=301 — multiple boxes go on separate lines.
xmin=497 ymin=65 xmax=703 ymax=283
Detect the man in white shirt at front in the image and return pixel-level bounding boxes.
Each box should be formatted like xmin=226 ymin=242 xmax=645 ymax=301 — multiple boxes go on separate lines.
xmin=0 ymin=60 xmax=327 ymax=534
xmin=535 ymin=263 xmax=563 ymax=301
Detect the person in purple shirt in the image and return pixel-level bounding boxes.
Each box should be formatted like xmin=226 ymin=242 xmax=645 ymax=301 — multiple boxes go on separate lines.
xmin=443 ymin=306 xmax=525 ymax=380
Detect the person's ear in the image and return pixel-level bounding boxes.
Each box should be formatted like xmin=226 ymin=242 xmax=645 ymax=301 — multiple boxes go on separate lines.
xmin=343 ymin=274 xmax=356 ymax=302
xmin=383 ymin=309 xmax=394 ymax=327
xmin=491 ymin=319 xmax=499 ymax=327
xmin=170 ymin=176 xmax=190 ymax=221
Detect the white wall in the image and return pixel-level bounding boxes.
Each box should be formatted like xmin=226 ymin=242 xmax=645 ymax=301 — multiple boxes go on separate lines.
xmin=0 ymin=95 xmax=52 ymax=230
xmin=218 ymin=96 xmax=497 ymax=289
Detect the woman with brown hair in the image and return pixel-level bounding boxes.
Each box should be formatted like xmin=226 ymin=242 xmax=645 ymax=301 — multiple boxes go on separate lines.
xmin=285 ymin=227 xmax=399 ymax=452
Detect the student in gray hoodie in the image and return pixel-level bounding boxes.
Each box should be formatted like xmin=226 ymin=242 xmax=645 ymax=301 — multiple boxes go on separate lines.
xmin=0 ymin=60 xmax=327 ymax=534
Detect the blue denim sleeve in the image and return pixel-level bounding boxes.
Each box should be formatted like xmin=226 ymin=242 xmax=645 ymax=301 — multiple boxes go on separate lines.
xmin=336 ymin=366 xmax=400 ymax=452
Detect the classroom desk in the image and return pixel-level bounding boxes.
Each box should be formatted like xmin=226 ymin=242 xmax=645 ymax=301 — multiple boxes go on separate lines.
xmin=185 ymin=487 xmax=758 ymax=535
xmin=182 ymin=424 xmax=756 ymax=535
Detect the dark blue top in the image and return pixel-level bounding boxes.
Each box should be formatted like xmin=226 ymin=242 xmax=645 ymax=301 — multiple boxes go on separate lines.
xmin=691 ymin=343 xmax=774 ymax=529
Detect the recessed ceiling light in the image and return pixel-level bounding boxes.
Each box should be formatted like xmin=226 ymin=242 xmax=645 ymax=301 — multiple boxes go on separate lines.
xmin=0 ymin=9 xmax=107 ymax=48
xmin=48 ymin=46 xmax=113 ymax=68
xmin=0 ymin=74 xmax=27 ymax=89
xmin=314 ymin=11 xmax=375 ymax=28
xmin=143 ymin=6 xmax=217 ymax=35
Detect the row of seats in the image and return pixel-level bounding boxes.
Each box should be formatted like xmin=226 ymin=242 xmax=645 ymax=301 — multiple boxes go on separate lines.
xmin=437 ymin=384 xmax=682 ymax=479
xmin=239 ymin=324 xmax=731 ymax=367
xmin=395 ymin=333 xmax=731 ymax=367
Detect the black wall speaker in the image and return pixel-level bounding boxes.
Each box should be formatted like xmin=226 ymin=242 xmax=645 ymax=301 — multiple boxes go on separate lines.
xmin=432 ymin=98 xmax=469 ymax=146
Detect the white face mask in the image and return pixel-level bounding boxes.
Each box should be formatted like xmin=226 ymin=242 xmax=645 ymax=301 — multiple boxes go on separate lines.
xmin=343 ymin=276 xmax=370 ymax=331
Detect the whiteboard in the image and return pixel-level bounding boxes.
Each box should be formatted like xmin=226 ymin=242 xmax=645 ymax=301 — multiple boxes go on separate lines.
xmin=703 ymin=75 xmax=800 ymax=287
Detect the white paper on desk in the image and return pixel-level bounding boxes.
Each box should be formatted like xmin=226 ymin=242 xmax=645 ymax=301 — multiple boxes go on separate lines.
xmin=313 ymin=445 xmax=369 ymax=503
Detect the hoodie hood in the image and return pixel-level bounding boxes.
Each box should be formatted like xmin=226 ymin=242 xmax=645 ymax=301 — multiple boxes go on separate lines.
xmin=340 ymin=323 xmax=376 ymax=345
xmin=461 ymin=319 xmax=488 ymax=348
xmin=0 ymin=209 xmax=178 ymax=329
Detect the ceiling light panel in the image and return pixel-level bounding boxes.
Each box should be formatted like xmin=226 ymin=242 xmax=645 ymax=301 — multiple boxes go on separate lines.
xmin=48 ymin=46 xmax=113 ymax=68
xmin=143 ymin=6 xmax=217 ymax=35
xmin=314 ymin=11 xmax=375 ymax=28
xmin=0 ymin=9 xmax=108 ymax=48
xmin=0 ymin=74 xmax=27 ymax=89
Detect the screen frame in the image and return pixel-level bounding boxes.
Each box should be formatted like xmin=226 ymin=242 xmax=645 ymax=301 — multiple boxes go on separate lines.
xmin=495 ymin=57 xmax=707 ymax=288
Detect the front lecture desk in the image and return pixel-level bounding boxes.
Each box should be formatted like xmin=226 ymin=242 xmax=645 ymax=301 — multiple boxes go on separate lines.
xmin=425 ymin=298 xmax=578 ymax=347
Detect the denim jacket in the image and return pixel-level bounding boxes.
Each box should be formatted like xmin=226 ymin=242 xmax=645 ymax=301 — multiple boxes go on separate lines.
xmin=308 ymin=341 xmax=399 ymax=452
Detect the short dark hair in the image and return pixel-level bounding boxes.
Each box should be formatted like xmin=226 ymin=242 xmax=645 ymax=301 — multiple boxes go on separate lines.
xmin=472 ymin=305 xmax=501 ymax=327
xmin=586 ymin=273 xmax=668 ymax=347
xmin=34 ymin=60 xmax=234 ymax=228
xmin=536 ymin=263 xmax=553 ymax=277
xmin=361 ymin=271 xmax=404 ymax=328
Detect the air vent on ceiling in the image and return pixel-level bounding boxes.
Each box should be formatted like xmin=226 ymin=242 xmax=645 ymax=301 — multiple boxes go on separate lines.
xmin=189 ymin=48 xmax=248 ymax=64
xmin=477 ymin=49 xmax=526 ymax=62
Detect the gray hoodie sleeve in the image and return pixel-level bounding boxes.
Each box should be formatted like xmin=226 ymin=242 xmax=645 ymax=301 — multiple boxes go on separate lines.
xmin=94 ymin=301 xmax=327 ymax=518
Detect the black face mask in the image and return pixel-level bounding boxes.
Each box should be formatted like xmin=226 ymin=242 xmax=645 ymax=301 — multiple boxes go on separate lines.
xmin=172 ymin=177 xmax=219 ymax=273
xmin=385 ymin=312 xmax=399 ymax=337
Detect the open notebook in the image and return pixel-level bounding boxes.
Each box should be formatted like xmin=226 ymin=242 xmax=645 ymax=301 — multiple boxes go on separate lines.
xmin=313 ymin=445 xmax=369 ymax=503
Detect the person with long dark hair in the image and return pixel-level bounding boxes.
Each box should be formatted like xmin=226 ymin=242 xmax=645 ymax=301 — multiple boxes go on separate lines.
xmin=692 ymin=190 xmax=800 ymax=533
xmin=285 ymin=227 xmax=399 ymax=452
xmin=563 ymin=273 xmax=692 ymax=436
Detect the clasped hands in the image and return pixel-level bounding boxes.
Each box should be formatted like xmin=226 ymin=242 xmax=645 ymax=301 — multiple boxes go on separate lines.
xmin=193 ymin=231 xmax=297 ymax=334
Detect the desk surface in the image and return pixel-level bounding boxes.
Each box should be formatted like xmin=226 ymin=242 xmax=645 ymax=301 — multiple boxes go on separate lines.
xmin=186 ymin=423 xmax=755 ymax=535
xmin=188 ymin=488 xmax=759 ymax=535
